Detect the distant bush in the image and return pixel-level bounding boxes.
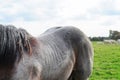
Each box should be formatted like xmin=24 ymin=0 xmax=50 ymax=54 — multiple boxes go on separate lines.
xmin=89 ymin=30 xmax=120 ymax=41
xmin=89 ymin=37 xmax=109 ymax=41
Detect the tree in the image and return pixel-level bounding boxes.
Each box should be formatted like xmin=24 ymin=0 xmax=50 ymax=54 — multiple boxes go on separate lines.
xmin=109 ymin=30 xmax=120 ymax=40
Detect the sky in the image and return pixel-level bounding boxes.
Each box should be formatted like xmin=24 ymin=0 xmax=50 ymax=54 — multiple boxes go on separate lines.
xmin=0 ymin=0 xmax=120 ymax=37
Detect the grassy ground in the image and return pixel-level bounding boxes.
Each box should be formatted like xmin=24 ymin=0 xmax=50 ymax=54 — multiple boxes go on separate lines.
xmin=90 ymin=42 xmax=120 ymax=80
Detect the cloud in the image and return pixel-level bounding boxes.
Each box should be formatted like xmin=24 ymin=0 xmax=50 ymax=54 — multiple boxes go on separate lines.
xmin=0 ymin=0 xmax=120 ymax=37
xmin=0 ymin=0 xmax=103 ymax=21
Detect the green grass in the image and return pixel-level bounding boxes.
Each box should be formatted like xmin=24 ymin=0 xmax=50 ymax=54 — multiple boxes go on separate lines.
xmin=90 ymin=42 xmax=120 ymax=80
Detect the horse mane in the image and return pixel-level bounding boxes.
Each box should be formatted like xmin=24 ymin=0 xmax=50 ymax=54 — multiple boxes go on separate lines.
xmin=0 ymin=25 xmax=32 ymax=67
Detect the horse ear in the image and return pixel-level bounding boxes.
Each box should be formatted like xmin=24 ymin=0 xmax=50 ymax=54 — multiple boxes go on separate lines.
xmin=26 ymin=37 xmax=38 ymax=56
xmin=29 ymin=37 xmax=38 ymax=47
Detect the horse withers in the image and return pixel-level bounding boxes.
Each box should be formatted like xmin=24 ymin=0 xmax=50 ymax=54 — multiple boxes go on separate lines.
xmin=0 ymin=25 xmax=94 ymax=80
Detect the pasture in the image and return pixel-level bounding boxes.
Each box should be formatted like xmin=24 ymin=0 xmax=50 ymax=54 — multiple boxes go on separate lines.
xmin=90 ymin=42 xmax=120 ymax=80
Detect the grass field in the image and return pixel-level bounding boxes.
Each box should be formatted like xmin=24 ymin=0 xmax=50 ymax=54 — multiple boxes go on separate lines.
xmin=90 ymin=42 xmax=120 ymax=80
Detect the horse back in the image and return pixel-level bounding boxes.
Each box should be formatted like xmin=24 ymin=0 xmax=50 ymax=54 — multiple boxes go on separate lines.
xmin=38 ymin=26 xmax=93 ymax=80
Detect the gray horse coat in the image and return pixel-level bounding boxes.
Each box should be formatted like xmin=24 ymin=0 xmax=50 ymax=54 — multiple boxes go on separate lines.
xmin=0 ymin=26 xmax=93 ymax=80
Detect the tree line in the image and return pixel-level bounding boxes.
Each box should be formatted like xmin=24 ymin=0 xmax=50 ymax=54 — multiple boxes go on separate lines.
xmin=90 ymin=30 xmax=120 ymax=41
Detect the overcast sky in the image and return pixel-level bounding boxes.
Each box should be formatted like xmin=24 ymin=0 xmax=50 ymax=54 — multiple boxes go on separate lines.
xmin=0 ymin=0 xmax=120 ymax=37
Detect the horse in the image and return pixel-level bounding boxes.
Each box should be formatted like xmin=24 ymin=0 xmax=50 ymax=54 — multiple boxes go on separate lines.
xmin=0 ymin=25 xmax=94 ymax=80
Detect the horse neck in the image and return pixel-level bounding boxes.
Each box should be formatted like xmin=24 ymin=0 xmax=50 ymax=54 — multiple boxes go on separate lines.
xmin=13 ymin=52 xmax=42 ymax=80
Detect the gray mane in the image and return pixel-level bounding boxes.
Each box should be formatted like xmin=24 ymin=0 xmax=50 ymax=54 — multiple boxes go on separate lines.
xmin=0 ymin=25 xmax=31 ymax=67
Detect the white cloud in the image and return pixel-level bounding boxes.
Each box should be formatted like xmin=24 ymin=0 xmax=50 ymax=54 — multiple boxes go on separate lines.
xmin=0 ymin=0 xmax=120 ymax=37
xmin=114 ymin=0 xmax=120 ymax=10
